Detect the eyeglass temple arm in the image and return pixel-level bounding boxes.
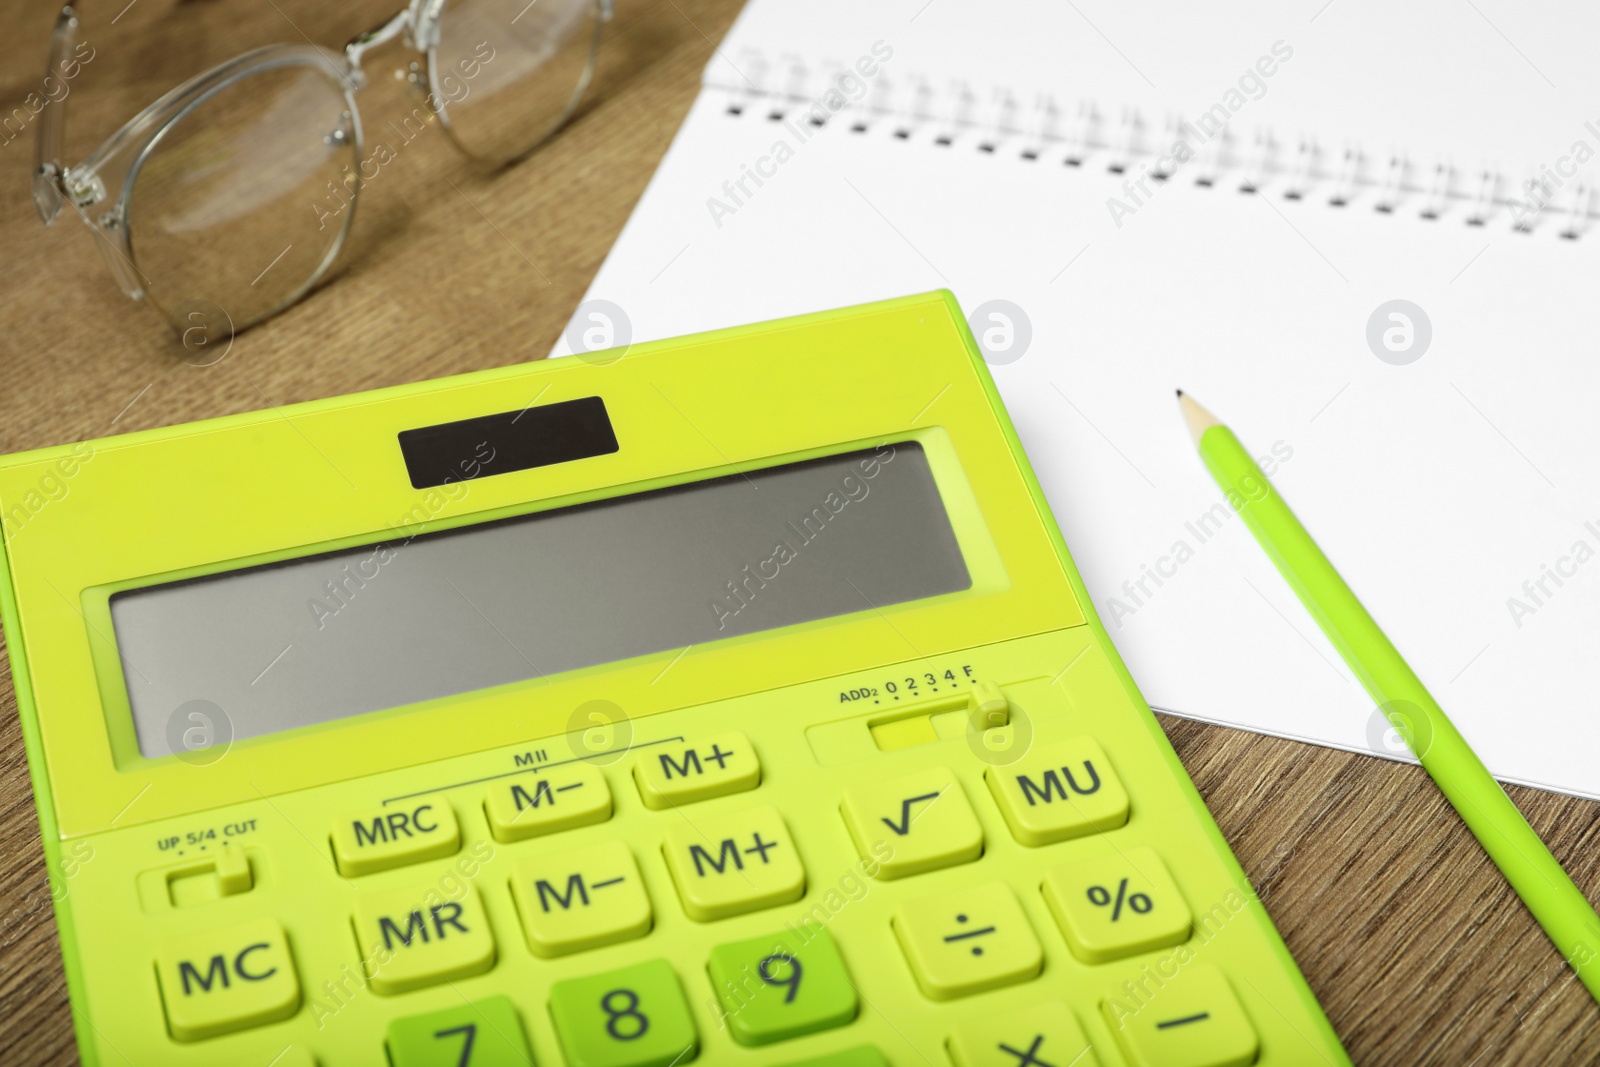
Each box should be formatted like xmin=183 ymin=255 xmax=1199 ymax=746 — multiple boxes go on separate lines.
xmin=33 ymin=5 xmax=82 ymax=226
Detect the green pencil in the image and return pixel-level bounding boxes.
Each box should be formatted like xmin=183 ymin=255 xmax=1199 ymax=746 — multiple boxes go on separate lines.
xmin=1177 ymin=389 xmax=1600 ymax=1003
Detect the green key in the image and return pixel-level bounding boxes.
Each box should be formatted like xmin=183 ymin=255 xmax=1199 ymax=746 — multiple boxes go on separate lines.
xmin=707 ymin=925 xmax=858 ymax=1046
xmin=388 ymin=995 xmax=534 ymax=1067
xmin=549 ymin=959 xmax=699 ymax=1067
xmin=780 ymin=1047 xmax=891 ymax=1067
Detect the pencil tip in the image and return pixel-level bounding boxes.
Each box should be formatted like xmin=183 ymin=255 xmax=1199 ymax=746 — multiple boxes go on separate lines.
xmin=1175 ymin=388 xmax=1184 ymax=397
xmin=1177 ymin=390 xmax=1222 ymax=445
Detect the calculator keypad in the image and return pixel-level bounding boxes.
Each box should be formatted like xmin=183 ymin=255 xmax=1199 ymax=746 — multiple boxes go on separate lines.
xmin=141 ymin=679 xmax=1279 ymax=1064
xmin=510 ymin=840 xmax=653 ymax=957
xmin=549 ymin=959 xmax=699 ymax=1067
xmin=891 ymin=881 xmax=1044 ymax=1000
xmin=839 ymin=765 xmax=985 ymax=879
xmin=352 ymin=883 xmax=496 ymax=994
xmin=633 ymin=731 xmax=761 ymax=810
xmin=946 ymin=1000 xmax=1101 ymax=1067
xmin=984 ymin=737 xmax=1131 ymax=846
xmin=330 ymin=794 xmax=461 ymax=877
xmin=154 ymin=917 xmax=301 ymax=1042
xmin=661 ymin=805 xmax=806 ymax=920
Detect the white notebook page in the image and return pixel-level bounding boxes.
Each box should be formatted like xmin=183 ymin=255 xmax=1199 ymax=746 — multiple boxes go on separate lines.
xmin=560 ymin=1 xmax=1600 ymax=800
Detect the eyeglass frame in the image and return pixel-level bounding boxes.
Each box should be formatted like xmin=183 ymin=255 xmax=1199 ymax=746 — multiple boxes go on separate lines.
xmin=32 ymin=0 xmax=612 ymax=326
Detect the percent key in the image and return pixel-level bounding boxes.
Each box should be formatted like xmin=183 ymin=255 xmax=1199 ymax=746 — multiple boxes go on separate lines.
xmin=1087 ymin=877 xmax=1153 ymax=920
xmin=1044 ymin=848 xmax=1194 ymax=963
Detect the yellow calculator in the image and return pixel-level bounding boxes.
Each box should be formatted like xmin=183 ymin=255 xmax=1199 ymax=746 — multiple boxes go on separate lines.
xmin=0 ymin=292 xmax=1348 ymax=1066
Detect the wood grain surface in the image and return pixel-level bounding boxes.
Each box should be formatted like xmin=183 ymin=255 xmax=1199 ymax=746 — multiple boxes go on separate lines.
xmin=1 ymin=1 xmax=1598 ymax=1063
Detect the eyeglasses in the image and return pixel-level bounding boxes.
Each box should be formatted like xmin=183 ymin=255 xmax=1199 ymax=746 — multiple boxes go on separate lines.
xmin=32 ymin=0 xmax=610 ymax=341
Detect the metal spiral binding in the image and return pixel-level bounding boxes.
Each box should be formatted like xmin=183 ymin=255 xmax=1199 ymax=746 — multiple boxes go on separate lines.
xmin=714 ymin=55 xmax=1595 ymax=240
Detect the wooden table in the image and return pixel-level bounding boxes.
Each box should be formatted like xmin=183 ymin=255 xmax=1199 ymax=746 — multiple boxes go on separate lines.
xmin=1 ymin=1 xmax=1596 ymax=1062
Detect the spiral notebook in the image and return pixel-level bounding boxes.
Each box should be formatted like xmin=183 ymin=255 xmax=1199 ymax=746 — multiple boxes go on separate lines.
xmin=561 ymin=0 xmax=1600 ymax=800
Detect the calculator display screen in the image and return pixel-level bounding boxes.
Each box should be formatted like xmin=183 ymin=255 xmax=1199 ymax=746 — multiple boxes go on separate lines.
xmin=110 ymin=442 xmax=970 ymax=757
